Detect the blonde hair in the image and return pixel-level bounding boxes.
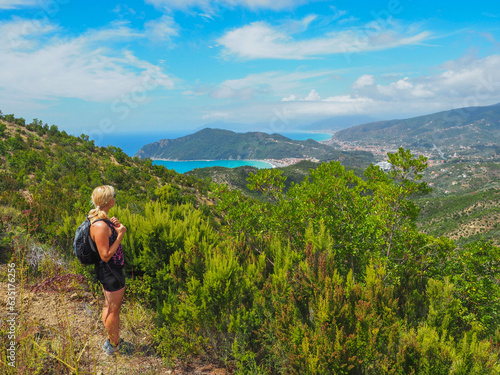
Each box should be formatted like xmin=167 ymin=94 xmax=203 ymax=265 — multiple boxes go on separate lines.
xmin=88 ymin=185 xmax=115 ymax=222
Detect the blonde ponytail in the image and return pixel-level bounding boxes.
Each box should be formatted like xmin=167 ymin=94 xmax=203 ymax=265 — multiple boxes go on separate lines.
xmin=88 ymin=206 xmax=109 ymax=222
xmin=88 ymin=185 xmax=116 ymax=222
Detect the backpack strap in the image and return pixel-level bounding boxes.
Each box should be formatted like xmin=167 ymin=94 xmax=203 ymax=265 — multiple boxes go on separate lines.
xmin=87 ymin=218 xmax=109 ymax=255
xmin=88 ymin=218 xmax=108 ymax=225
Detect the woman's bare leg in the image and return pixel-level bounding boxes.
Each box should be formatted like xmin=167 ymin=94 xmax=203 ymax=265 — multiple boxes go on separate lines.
xmin=102 ymin=286 xmax=125 ymax=346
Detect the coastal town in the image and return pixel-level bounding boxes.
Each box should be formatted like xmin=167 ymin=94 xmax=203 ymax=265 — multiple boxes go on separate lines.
xmin=263 ymin=157 xmax=320 ymax=168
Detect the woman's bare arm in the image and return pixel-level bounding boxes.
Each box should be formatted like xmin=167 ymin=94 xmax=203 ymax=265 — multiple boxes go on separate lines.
xmin=91 ymin=221 xmax=126 ymax=263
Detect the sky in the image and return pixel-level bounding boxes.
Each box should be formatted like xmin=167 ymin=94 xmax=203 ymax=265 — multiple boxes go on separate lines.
xmin=1 ymin=0 xmax=500 ymax=140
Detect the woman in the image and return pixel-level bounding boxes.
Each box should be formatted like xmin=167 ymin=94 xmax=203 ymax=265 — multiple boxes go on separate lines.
xmin=88 ymin=185 xmax=132 ymax=356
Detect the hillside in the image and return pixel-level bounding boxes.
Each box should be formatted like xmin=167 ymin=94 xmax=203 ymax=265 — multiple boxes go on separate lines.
xmin=2 ymin=111 xmax=500 ymax=374
xmin=415 ymin=161 xmax=500 ymax=245
xmin=0 ymin=113 xmax=224 ymax=373
xmin=0 ymin=114 xmax=216 ymax=266
xmin=331 ymin=103 xmax=500 ymax=160
xmin=135 ymin=128 xmax=374 ymax=166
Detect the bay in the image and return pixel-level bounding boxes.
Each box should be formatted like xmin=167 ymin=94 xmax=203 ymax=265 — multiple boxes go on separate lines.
xmin=93 ymin=130 xmax=332 ymax=173
xmin=153 ymin=159 xmax=274 ymax=174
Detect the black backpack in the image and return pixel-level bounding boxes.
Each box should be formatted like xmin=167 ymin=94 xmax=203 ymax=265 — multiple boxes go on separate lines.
xmin=73 ymin=218 xmax=104 ymax=265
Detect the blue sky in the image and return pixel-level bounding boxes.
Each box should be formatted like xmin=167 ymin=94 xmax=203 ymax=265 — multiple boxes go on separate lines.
xmin=1 ymin=0 xmax=500 ymax=140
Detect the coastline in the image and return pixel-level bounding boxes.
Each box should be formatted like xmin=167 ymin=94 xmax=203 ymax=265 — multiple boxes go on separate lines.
xmin=152 ymin=158 xmax=275 ymax=173
xmin=152 ymin=158 xmax=293 ymax=168
xmin=152 ymin=158 xmax=218 ymax=162
xmin=151 ymin=158 xmax=314 ymax=169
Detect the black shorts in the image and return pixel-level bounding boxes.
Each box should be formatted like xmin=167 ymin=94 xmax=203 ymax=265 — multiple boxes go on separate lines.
xmin=95 ymin=263 xmax=125 ymax=292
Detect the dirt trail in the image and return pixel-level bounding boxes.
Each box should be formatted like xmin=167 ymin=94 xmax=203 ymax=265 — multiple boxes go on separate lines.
xmin=0 ymin=273 xmax=229 ymax=375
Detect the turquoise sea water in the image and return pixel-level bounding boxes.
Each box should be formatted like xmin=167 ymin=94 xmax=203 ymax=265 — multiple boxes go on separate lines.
xmin=153 ymin=159 xmax=274 ymax=174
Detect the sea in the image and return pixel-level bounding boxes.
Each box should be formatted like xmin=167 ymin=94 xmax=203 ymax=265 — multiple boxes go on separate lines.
xmin=94 ymin=131 xmax=333 ymax=174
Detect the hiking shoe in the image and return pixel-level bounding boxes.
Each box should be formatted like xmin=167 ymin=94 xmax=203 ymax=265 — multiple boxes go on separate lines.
xmin=102 ymin=338 xmax=134 ymax=356
xmin=116 ymin=338 xmax=134 ymax=355
xmin=102 ymin=339 xmax=116 ymax=356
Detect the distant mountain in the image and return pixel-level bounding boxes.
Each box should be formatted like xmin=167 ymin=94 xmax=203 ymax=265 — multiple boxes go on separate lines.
xmin=135 ymin=128 xmax=374 ymax=167
xmin=332 ymin=103 xmax=500 ymax=156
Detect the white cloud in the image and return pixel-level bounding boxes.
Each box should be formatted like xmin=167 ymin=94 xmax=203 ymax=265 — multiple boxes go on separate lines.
xmin=187 ymin=70 xmax=337 ymax=101
xmin=301 ymin=96 xmax=373 ymax=110
xmin=248 ymin=54 xmax=500 ymax=122
xmin=0 ymin=18 xmax=59 ymax=50
xmin=186 ymin=54 xmax=500 ymax=125
xmin=352 ymin=74 xmax=375 ymax=89
xmin=81 ymin=22 xmax=144 ymax=43
xmin=211 ymin=86 xmax=258 ymax=100
xmin=323 ymin=95 xmax=372 ymax=103
xmin=271 ymin=95 xmax=377 ymax=120
xmin=371 ymin=55 xmax=500 ymax=104
xmin=330 ymin=6 xmax=347 ymax=21
xmin=145 ymin=15 xmax=179 ymax=42
xmin=0 ymin=0 xmax=39 ymax=9
xmin=219 ymin=22 xmax=293 ymax=59
xmin=145 ymin=0 xmax=205 ymax=11
xmin=113 ymin=4 xmax=137 ymax=16
xmin=280 ymin=14 xmax=317 ymax=34
xmin=376 ymin=77 xmax=412 ymax=96
xmin=145 ymin=0 xmax=309 ymax=12
xmin=304 ymin=89 xmax=320 ymax=101
xmin=0 ymin=19 xmax=175 ymax=104
xmin=235 ymin=0 xmax=309 ymax=10
xmin=280 ymin=90 xmax=372 ymax=105
xmin=282 ymin=94 xmax=296 ymax=102
xmin=218 ymin=20 xmax=432 ymax=60
xmin=338 ymin=16 xmax=359 ymax=25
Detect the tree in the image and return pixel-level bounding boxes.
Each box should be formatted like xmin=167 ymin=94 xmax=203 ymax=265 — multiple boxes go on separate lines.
xmin=15 ymin=117 xmax=25 ymax=126
xmin=213 ymin=148 xmax=434 ymax=282
xmin=365 ymin=148 xmax=431 ymax=258
xmin=0 ymin=122 xmax=6 ymax=137
xmin=48 ymin=124 xmax=59 ymax=137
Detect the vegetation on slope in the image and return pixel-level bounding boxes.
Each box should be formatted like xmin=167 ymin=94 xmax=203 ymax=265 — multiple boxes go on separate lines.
xmin=188 ymin=156 xmax=500 ymax=247
xmin=0 ymin=114 xmax=209 ymax=247
xmin=416 ymin=161 xmax=500 ymax=245
xmin=187 ymin=160 xmax=366 ymax=201
xmin=1 ymin=111 xmax=500 ymax=374
xmin=417 ymin=190 xmax=500 ymax=245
